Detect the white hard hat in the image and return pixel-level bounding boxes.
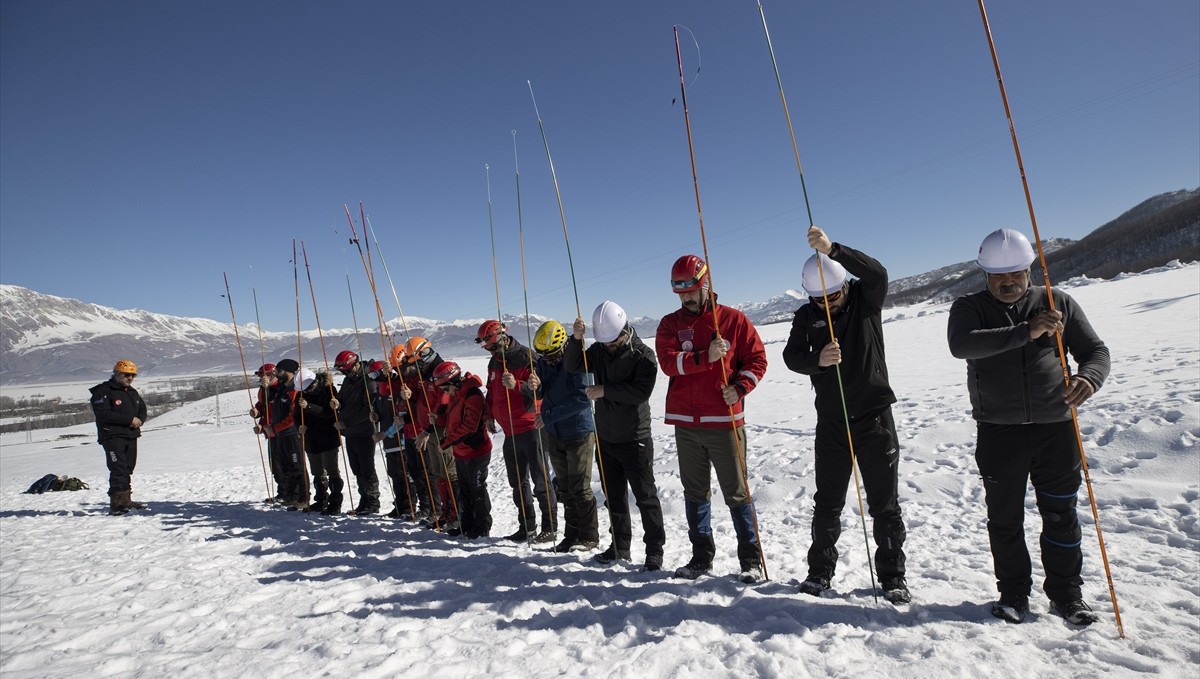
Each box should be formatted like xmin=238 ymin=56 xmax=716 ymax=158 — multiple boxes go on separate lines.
xmin=592 ymin=300 xmax=628 ymax=343
xmin=295 ymin=367 xmax=316 ymax=391
xmin=977 ymin=228 xmax=1036 ymax=274
xmin=802 ymin=253 xmax=848 ymax=296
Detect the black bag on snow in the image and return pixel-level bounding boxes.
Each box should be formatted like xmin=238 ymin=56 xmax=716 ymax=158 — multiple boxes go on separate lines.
xmin=25 ymin=474 xmax=90 ymax=494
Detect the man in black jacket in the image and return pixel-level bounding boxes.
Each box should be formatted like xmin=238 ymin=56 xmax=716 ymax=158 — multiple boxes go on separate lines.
xmin=90 ymin=359 xmax=148 ymax=515
xmin=332 ymin=351 xmax=381 ymax=515
xmin=783 ymin=227 xmax=909 ymax=603
xmin=948 ymin=228 xmax=1109 ymax=626
xmin=565 ymin=300 xmax=665 ymax=572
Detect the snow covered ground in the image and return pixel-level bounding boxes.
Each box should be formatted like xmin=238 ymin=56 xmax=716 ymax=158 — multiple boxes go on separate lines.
xmin=1 ymin=263 xmax=1197 ymax=678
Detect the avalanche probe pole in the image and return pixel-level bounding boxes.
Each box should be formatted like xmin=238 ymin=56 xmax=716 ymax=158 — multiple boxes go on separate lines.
xmin=753 ymin=4 xmax=874 ymax=595
xmin=673 ymin=26 xmax=769 ymax=581
xmin=223 ymin=272 xmax=273 ymax=502
xmin=977 ymin=0 xmax=1123 ymax=637
xmin=528 ymin=82 xmax=619 ymax=553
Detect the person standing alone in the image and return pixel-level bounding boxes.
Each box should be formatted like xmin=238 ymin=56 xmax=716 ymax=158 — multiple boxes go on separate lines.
xmin=90 ymin=359 xmax=148 ymax=515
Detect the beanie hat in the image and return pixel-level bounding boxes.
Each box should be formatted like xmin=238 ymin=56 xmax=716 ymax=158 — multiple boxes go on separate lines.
xmin=276 ymin=359 xmax=300 ymax=374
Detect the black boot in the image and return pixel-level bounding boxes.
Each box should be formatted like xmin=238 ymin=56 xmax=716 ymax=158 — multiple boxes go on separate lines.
xmin=322 ymin=478 xmax=344 ymax=516
xmin=306 ymin=478 xmax=329 ymax=513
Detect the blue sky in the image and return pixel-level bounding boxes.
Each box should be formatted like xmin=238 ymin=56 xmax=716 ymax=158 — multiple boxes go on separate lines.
xmin=2 ymin=1 xmax=1197 ymax=333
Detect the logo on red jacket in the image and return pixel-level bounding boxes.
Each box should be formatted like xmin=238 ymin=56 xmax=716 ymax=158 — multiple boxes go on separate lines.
xmin=678 ymin=328 xmax=694 ymax=352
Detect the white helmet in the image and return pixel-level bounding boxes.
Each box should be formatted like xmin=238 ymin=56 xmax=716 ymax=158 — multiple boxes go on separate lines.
xmin=802 ymin=253 xmax=848 ymax=296
xmin=295 ymin=367 xmax=316 ymax=391
xmin=977 ymin=228 xmax=1036 ymax=274
xmin=592 ymin=300 xmax=628 ymax=343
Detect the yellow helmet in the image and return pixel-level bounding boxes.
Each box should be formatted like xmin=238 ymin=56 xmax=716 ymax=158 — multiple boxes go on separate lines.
xmin=113 ymin=359 xmax=138 ymax=375
xmin=534 ymin=320 xmax=567 ymax=354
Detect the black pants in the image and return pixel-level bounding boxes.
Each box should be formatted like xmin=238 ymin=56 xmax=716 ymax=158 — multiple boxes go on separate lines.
xmin=405 ymin=438 xmax=433 ymax=513
xmin=808 ymin=407 xmax=907 ymax=581
xmin=102 ymin=438 xmax=138 ymax=495
xmin=307 ymin=447 xmax=341 ymax=502
xmin=273 ymin=434 xmax=307 ymax=503
xmin=976 ymin=420 xmax=1084 ymax=602
xmin=503 ymin=429 xmax=557 ymax=533
xmin=456 ymin=454 xmax=493 ymax=538
xmin=385 ymin=440 xmax=430 ymax=515
xmin=344 ymin=435 xmax=380 ymax=511
xmin=598 ymin=437 xmax=665 ymax=558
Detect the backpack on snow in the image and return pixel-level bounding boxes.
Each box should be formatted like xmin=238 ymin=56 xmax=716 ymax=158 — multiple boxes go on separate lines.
xmin=25 ymin=474 xmax=90 ymax=494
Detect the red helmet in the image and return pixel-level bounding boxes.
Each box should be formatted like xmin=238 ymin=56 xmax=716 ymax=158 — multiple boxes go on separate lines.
xmin=431 ymin=361 xmax=461 ymax=387
xmin=475 ymin=320 xmax=506 ymax=347
xmin=334 ymin=351 xmax=359 ymax=370
xmin=255 ymin=363 xmax=276 ymax=377
xmin=670 ymin=255 xmax=708 ymax=293
xmin=366 ymin=360 xmax=389 ymax=381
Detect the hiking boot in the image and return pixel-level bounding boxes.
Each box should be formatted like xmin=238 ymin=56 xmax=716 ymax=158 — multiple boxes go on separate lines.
xmin=504 ymin=528 xmax=531 ymax=542
xmin=673 ymin=559 xmax=711 ymax=580
xmin=593 ymin=545 xmax=630 ymax=565
xmin=444 ymin=521 xmax=464 ymax=537
xmin=126 ymin=497 xmax=147 ymax=510
xmin=882 ymin=577 xmax=912 ymax=604
xmin=739 ymin=568 xmax=762 ymax=584
xmin=304 ymin=500 xmax=327 ymax=513
xmin=531 ymin=531 xmax=556 ymax=544
xmin=643 ymin=554 xmax=664 ymax=572
xmin=352 ymin=505 xmax=379 ymax=516
xmin=322 ymin=494 xmax=343 ymax=516
xmin=992 ymin=592 xmax=1029 ymax=623
xmin=798 ymin=576 xmax=830 ymax=596
xmin=1050 ymin=598 xmax=1099 ymax=626
xmin=109 ymin=493 xmax=129 ymax=516
xmin=555 ymin=538 xmax=598 ymax=553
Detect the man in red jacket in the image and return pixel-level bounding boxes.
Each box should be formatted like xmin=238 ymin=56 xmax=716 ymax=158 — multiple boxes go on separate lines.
xmin=478 ymin=320 xmax=557 ymax=543
xmin=656 ymin=255 xmax=769 ymax=582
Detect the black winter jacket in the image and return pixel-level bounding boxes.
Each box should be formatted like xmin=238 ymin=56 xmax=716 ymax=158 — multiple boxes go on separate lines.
xmin=947 ymin=285 xmax=1109 ymax=424
xmin=783 ymin=243 xmax=897 ymax=423
xmin=297 ymin=379 xmax=341 ymax=454
xmin=563 ymin=327 xmax=656 ymax=443
xmin=89 ymin=378 xmax=147 ymax=444
xmin=336 ymin=369 xmax=376 ymax=438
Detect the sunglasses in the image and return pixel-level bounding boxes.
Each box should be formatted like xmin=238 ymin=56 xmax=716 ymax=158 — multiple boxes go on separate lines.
xmin=811 ymin=288 xmax=844 ymax=306
xmin=118 ymin=372 xmax=136 ymax=379
xmin=367 ymin=369 xmax=388 ymax=381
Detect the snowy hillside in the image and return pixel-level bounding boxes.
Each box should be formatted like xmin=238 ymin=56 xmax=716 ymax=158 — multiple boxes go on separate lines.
xmin=0 ymin=262 xmax=1197 ymax=678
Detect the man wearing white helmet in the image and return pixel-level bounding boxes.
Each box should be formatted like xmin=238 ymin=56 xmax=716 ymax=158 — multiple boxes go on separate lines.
xmin=783 ymin=226 xmax=910 ymax=604
xmin=566 ymin=301 xmax=665 ymax=571
xmin=948 ymin=228 xmax=1109 ymax=626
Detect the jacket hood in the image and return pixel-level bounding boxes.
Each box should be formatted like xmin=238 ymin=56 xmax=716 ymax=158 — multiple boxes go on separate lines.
xmin=460 ymin=372 xmax=485 ymax=390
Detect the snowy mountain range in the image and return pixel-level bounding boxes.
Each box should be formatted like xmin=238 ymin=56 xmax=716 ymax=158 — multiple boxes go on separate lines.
xmin=2 ymin=188 xmax=1196 ymax=383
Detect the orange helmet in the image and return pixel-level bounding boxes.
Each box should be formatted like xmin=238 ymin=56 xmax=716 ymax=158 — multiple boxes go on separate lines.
xmin=401 ymin=336 xmax=432 ymax=365
xmin=113 ymin=359 xmax=138 ymax=375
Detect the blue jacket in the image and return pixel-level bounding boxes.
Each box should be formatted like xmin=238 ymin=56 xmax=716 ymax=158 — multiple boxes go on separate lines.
xmin=528 ymin=355 xmax=595 ymax=441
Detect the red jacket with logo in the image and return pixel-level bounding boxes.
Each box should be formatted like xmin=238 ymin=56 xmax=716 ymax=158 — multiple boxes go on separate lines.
xmin=655 ymin=299 xmax=768 ymax=429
